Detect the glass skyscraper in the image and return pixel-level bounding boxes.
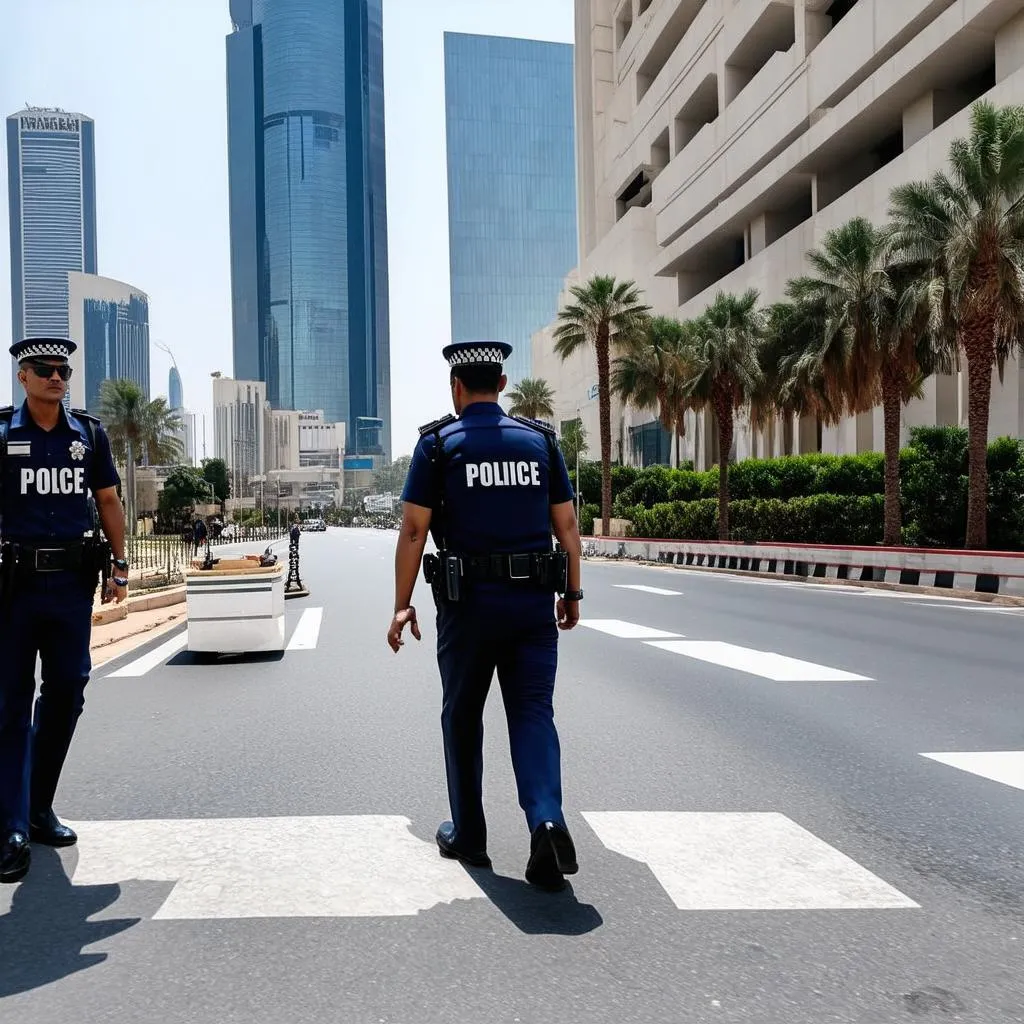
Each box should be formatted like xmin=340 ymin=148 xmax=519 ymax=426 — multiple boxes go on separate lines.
xmin=169 ymin=366 xmax=184 ymax=411
xmin=226 ymin=0 xmax=391 ymax=460
xmin=444 ymin=34 xmax=578 ymax=387
xmin=67 ymin=272 xmax=150 ymax=414
xmin=6 ymin=107 xmax=97 ymax=398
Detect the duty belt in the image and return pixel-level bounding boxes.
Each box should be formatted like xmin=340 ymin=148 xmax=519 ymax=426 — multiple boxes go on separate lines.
xmin=449 ymin=551 xmax=563 ymax=585
xmin=1 ymin=541 xmax=86 ymax=573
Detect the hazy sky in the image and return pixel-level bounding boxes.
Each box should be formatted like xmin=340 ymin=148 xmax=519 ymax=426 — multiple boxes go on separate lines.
xmin=0 ymin=0 xmax=574 ymax=458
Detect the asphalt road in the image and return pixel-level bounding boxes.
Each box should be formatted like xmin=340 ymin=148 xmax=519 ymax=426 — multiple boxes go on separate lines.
xmin=2 ymin=527 xmax=1024 ymax=1023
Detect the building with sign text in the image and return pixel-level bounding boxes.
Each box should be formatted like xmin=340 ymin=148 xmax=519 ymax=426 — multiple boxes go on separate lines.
xmin=226 ymin=0 xmax=391 ymax=462
xmin=6 ymin=106 xmax=97 ymax=399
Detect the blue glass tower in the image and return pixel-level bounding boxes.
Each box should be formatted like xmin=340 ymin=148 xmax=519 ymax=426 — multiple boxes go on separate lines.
xmin=7 ymin=107 xmax=97 ymax=398
xmin=444 ymin=34 xmax=578 ymax=386
xmin=169 ymin=366 xmax=183 ymax=410
xmin=226 ymin=0 xmax=391 ymax=460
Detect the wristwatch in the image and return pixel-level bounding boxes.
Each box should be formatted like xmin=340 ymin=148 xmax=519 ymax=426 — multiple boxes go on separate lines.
xmin=112 ymin=557 xmax=128 ymax=571
xmin=562 ymin=589 xmax=584 ymax=601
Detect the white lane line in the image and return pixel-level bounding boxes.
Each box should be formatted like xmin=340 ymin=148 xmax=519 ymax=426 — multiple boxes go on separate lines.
xmin=614 ymin=584 xmax=683 ymax=596
xmin=286 ymin=607 xmax=324 ymax=650
xmin=644 ymin=640 xmax=872 ymax=681
xmin=578 ymin=619 xmax=684 ymax=639
xmin=106 ymin=633 xmax=187 ymax=678
xmin=920 ymin=751 xmax=1024 ymax=792
xmin=582 ymin=811 xmax=917 ymax=910
xmin=30 ymin=816 xmax=485 ymax=919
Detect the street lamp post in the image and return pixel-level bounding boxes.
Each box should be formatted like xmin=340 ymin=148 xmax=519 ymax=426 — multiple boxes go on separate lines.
xmin=575 ymin=404 xmax=581 ymax=523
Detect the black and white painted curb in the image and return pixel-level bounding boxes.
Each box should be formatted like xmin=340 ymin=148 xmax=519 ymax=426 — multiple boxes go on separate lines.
xmin=583 ymin=537 xmax=1024 ymax=598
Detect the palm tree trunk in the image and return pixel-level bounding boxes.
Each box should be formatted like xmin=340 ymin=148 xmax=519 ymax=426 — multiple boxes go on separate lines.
xmin=126 ymin=439 xmax=137 ymax=537
xmin=597 ymin=325 xmax=613 ymax=536
xmin=715 ymin=399 xmax=733 ymax=541
xmin=881 ymin=366 xmax=902 ymax=547
xmin=963 ymin=317 xmax=995 ymax=549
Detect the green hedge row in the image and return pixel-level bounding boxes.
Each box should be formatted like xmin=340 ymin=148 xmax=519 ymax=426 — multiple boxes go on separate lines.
xmin=622 ymin=495 xmax=883 ymax=545
xmin=573 ymin=427 xmax=1024 ymax=549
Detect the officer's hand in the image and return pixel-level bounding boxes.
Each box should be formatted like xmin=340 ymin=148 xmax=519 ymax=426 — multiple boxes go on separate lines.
xmin=103 ymin=579 xmax=128 ymax=605
xmin=557 ymin=598 xmax=579 ymax=630
xmin=388 ymin=607 xmax=421 ymax=652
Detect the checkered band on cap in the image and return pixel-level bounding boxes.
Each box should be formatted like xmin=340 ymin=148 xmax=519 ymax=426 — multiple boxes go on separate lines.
xmin=14 ymin=341 xmax=73 ymax=360
xmin=446 ymin=345 xmax=506 ymax=366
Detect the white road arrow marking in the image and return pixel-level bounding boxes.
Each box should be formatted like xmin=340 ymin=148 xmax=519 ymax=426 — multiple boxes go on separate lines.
xmin=920 ymin=751 xmax=1024 ymax=792
xmin=582 ymin=811 xmax=917 ymax=910
xmin=58 ymin=816 xmax=486 ymax=919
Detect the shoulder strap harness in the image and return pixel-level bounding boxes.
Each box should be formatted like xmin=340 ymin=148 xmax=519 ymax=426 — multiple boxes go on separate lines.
xmin=418 ymin=414 xmax=457 ymax=548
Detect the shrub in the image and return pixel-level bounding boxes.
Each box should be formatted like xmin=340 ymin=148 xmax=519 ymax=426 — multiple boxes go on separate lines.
xmin=627 ymin=493 xmax=883 ymax=545
xmin=578 ymin=503 xmax=599 ymax=536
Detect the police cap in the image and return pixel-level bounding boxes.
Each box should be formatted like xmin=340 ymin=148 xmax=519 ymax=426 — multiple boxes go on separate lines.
xmin=442 ymin=340 xmax=513 ymax=369
xmin=10 ymin=337 xmax=77 ymax=363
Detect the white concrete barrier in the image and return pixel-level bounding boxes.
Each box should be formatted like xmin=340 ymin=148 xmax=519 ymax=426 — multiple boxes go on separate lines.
xmin=582 ymin=536 xmax=1024 ymax=597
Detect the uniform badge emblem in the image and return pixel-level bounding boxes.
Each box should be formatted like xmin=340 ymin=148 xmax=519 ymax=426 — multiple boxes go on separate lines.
xmin=69 ymin=440 xmax=86 ymax=461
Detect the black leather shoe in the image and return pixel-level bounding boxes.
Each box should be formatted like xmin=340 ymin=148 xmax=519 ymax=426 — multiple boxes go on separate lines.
xmin=526 ymin=821 xmax=578 ymax=892
xmin=435 ymin=821 xmax=492 ymax=868
xmin=0 ymin=832 xmax=31 ymax=884
xmin=29 ymin=809 xmax=78 ymax=848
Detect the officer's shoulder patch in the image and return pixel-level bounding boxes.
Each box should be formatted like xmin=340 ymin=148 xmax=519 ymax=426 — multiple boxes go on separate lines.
xmin=510 ymin=414 xmax=556 ymax=437
xmin=418 ymin=413 xmax=456 ymax=436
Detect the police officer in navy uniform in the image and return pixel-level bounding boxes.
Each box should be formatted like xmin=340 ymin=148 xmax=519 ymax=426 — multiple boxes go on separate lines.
xmin=387 ymin=340 xmax=584 ymax=891
xmin=0 ymin=338 xmax=128 ymax=884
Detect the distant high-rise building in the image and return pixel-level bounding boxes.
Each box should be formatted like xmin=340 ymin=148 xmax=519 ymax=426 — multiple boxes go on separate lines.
xmin=213 ymin=374 xmax=266 ymax=497
xmin=169 ymin=366 xmax=184 ymax=411
xmin=6 ymin=106 xmax=97 ymax=398
xmin=443 ymin=34 xmax=578 ymax=387
xmin=66 ymin=272 xmax=150 ymax=413
xmin=226 ymin=0 xmax=391 ymax=460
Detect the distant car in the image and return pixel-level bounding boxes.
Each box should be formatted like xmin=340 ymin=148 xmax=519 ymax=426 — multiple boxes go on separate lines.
xmin=301 ymin=518 xmax=327 ymax=532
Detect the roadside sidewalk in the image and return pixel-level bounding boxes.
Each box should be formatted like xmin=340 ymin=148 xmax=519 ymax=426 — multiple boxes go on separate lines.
xmin=90 ymin=575 xmax=186 ymax=669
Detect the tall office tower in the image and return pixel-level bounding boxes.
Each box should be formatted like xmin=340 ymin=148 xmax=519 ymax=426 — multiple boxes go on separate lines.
xmin=226 ymin=0 xmax=391 ymax=461
xmin=169 ymin=366 xmax=184 ymax=411
xmin=444 ymin=33 xmax=578 ymax=388
xmin=66 ymin=272 xmax=150 ymax=413
xmin=6 ymin=107 xmax=98 ymax=400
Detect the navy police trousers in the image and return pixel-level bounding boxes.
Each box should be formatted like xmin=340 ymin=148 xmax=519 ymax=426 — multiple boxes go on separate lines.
xmin=0 ymin=571 xmax=93 ymax=834
xmin=436 ymin=595 xmax=566 ymax=849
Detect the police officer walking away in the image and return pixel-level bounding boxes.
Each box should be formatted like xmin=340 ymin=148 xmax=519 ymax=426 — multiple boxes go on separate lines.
xmin=387 ymin=340 xmax=584 ymax=892
xmin=0 ymin=338 xmax=127 ymax=884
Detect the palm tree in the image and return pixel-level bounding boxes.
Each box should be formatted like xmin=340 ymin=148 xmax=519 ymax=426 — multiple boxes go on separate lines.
xmin=554 ymin=275 xmax=651 ymax=535
xmin=887 ymin=100 xmax=1024 ymax=548
xmin=684 ymin=290 xmax=764 ymax=540
xmin=612 ymin=315 xmax=697 ymax=467
xmin=98 ymin=378 xmax=183 ymax=533
xmin=505 ymin=377 xmax=555 ymax=420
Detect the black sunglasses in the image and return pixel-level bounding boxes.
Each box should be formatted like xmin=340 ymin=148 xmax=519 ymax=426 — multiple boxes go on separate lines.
xmin=24 ymin=361 xmax=72 ymax=381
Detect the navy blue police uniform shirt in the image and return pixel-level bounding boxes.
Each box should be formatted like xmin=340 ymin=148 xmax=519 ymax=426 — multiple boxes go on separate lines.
xmin=1 ymin=402 xmax=120 ymax=542
xmin=402 ymin=401 xmax=574 ymax=560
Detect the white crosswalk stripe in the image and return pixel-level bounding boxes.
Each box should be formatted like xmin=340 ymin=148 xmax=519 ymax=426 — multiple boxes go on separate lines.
xmin=104 ymin=610 xmax=326 ymax=678
xmin=920 ymin=751 xmax=1024 ymax=791
xmin=582 ymin=811 xmax=917 ymax=910
xmin=645 ymin=640 xmax=873 ymax=682
xmin=106 ymin=633 xmax=187 ymax=678
xmin=614 ymin=584 xmax=683 ymax=596
xmin=0 ymin=811 xmax=918 ymax=919
xmin=577 ymin=619 xmax=683 ymax=639
xmin=286 ymin=608 xmax=324 ymax=650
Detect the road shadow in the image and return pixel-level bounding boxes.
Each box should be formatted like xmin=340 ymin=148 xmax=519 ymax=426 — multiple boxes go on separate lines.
xmin=465 ymin=866 xmax=603 ymax=936
xmin=168 ymin=650 xmax=286 ymax=667
xmin=0 ymin=846 xmax=140 ymax=997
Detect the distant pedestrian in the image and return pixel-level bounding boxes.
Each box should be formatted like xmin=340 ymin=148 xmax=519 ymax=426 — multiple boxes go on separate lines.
xmin=387 ymin=340 xmax=584 ymax=891
xmin=192 ymin=516 xmax=208 ymax=555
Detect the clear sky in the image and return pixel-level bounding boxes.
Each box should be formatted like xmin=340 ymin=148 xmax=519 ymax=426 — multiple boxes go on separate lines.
xmin=0 ymin=0 xmax=574 ymax=459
